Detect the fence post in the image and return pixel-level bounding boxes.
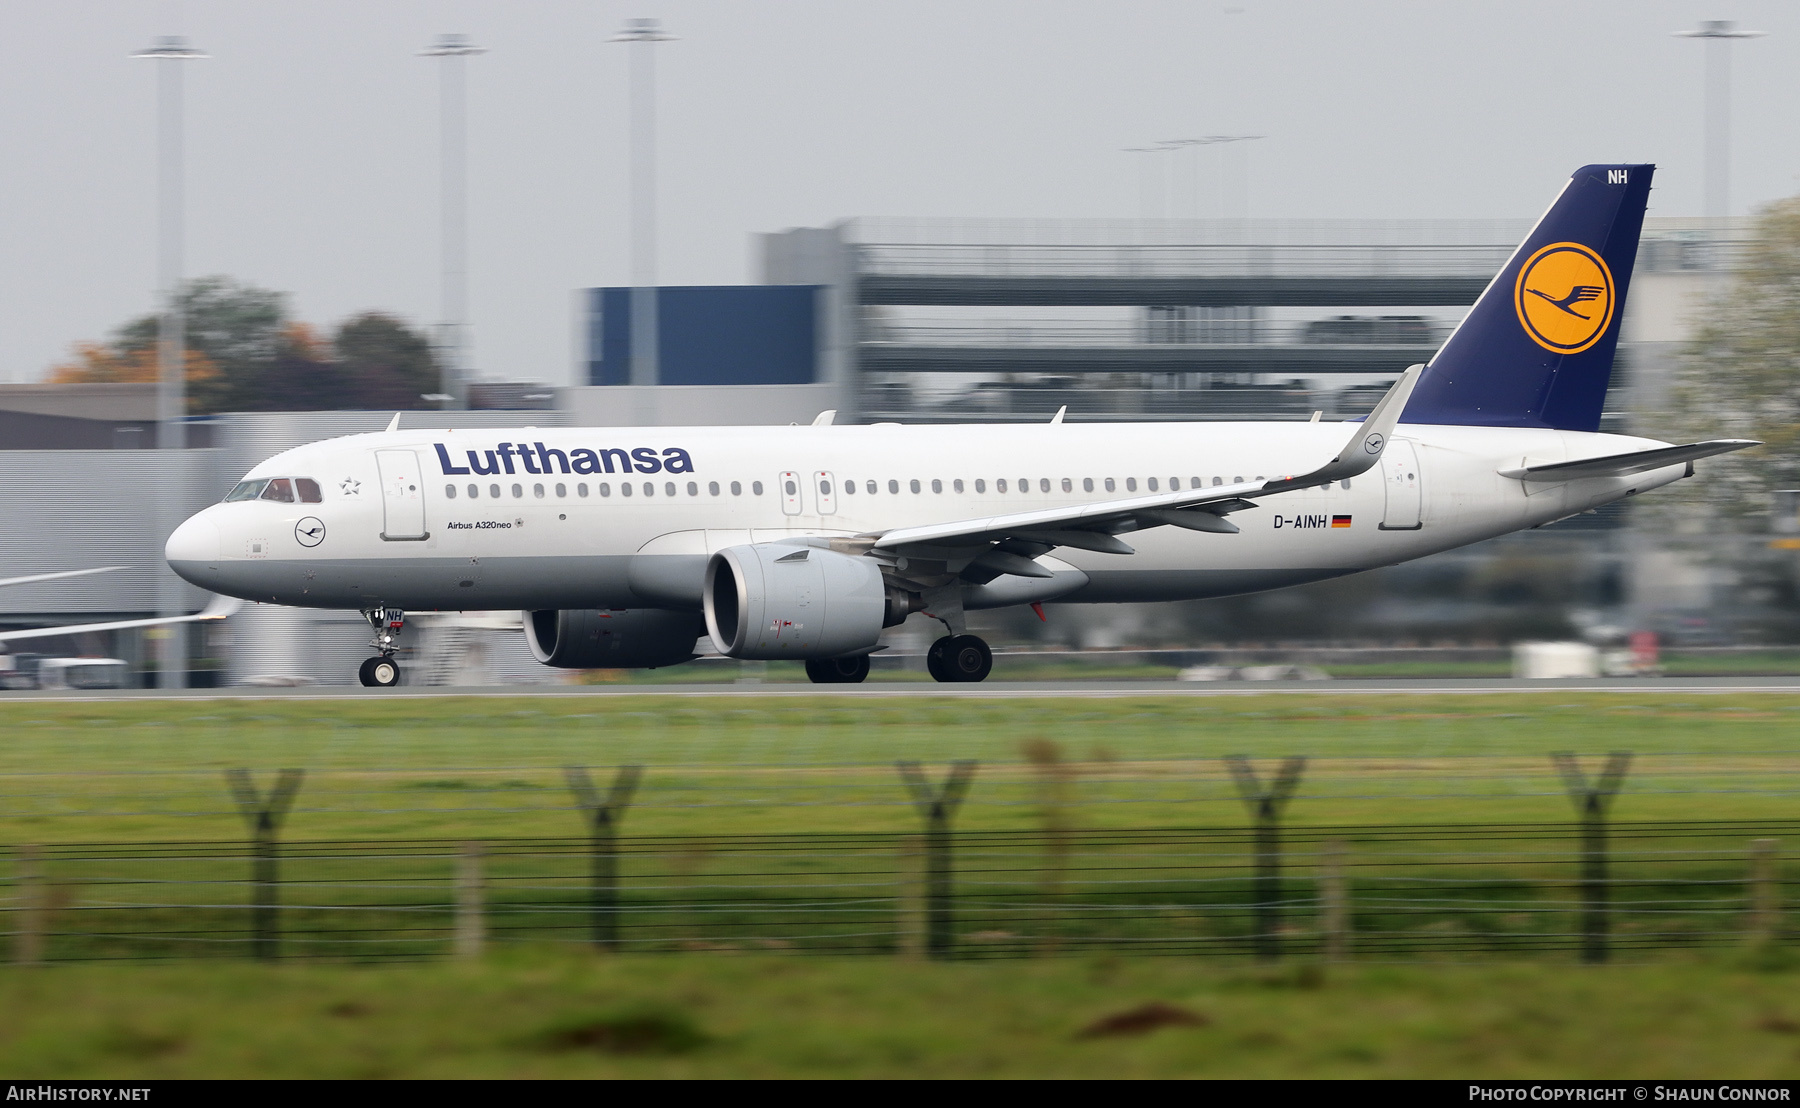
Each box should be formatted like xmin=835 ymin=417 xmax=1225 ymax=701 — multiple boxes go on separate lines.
xmin=13 ymin=845 xmax=43 ymax=967
xmin=225 ymin=768 xmax=305 ymax=962
xmin=1550 ymin=752 xmax=1630 ymax=964
xmin=1321 ymin=838 xmax=1350 ymax=964
xmin=455 ymin=841 xmax=485 ymax=959
xmin=897 ymin=760 xmax=977 ymax=961
xmin=1749 ymin=838 xmax=1780 ymax=947
xmin=896 ymin=833 xmax=925 ymax=960
xmin=1225 ymin=755 xmax=1307 ymax=961
xmin=564 ymin=765 xmax=643 ymax=952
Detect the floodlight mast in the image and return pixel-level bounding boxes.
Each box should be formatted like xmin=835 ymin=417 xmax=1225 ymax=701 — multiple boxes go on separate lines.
xmin=610 ymin=18 xmax=676 ymax=406
xmin=1674 ymin=20 xmax=1765 ymax=223
xmin=420 ymin=34 xmax=487 ymax=411
xmin=132 ymin=35 xmax=207 ymax=692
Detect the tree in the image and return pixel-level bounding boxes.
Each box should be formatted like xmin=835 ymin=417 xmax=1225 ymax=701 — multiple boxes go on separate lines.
xmin=333 ymin=312 xmax=439 ymax=410
xmin=1640 ymin=198 xmax=1800 ymax=534
xmin=47 ymin=277 xmax=439 ymax=413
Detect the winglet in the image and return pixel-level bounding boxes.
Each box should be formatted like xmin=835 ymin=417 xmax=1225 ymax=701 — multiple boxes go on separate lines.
xmin=385 ymin=413 xmax=402 ymax=432
xmin=811 ymin=410 xmax=836 ymax=426
xmin=1263 ymin=364 xmax=1422 ymax=493
xmin=1050 ymin=406 xmax=1067 ymax=425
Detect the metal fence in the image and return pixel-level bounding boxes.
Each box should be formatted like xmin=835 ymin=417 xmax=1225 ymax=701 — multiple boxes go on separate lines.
xmin=4 ymin=820 xmax=1791 ymax=965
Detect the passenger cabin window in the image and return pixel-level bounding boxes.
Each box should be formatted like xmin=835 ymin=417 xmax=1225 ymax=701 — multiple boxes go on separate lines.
xmin=468 ymin=484 xmax=479 ymax=498
xmin=446 ymin=484 xmax=457 ymax=499
xmin=1125 ymin=478 xmax=1137 ymax=492
xmin=489 ymin=484 xmax=501 ymax=498
xmin=930 ymin=479 xmax=941 ymax=494
xmin=730 ymin=481 xmax=742 ymax=496
xmin=888 ymin=480 xmax=899 ymax=494
xmin=1061 ymin=478 xmax=1072 ymax=492
xmin=866 ymin=480 xmax=877 ymax=494
xmin=752 ymin=481 xmax=764 ymax=496
xmin=261 ymin=478 xmax=296 ymax=503
xmin=1083 ymin=478 xmax=1094 ymax=492
xmin=1147 ymin=478 xmax=1159 ymax=492
xmin=997 ymin=479 xmax=1007 ymax=493
xmin=975 ymin=479 xmax=986 ymax=493
xmin=296 ymin=478 xmax=323 ymax=503
xmin=953 ymin=479 xmax=964 ymax=493
xmin=1105 ymin=478 xmax=1115 ymax=492
xmin=910 ymin=479 xmax=921 ymax=494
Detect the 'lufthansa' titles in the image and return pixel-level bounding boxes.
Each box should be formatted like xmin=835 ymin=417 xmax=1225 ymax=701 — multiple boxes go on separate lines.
xmin=434 ymin=442 xmax=694 ymax=477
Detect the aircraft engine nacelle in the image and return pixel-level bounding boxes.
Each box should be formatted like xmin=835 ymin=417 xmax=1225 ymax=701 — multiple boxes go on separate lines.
xmin=523 ymin=608 xmax=707 ymax=669
xmin=704 ymin=543 xmax=889 ymax=660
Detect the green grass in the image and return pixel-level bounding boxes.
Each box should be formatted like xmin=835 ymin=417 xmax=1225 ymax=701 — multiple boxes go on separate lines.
xmin=1 ymin=951 xmax=1797 ymax=1077
xmin=2 ymin=693 xmax=1798 ymax=840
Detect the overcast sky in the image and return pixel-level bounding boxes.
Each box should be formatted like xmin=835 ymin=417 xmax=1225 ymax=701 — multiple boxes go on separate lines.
xmin=3 ymin=0 xmax=1798 ymax=388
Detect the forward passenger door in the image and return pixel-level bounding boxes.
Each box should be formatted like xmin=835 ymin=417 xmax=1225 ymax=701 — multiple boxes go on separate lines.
xmin=375 ymin=449 xmax=429 ymax=540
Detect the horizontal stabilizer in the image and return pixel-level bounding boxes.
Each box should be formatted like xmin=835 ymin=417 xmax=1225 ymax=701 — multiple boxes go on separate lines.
xmin=1499 ymin=439 xmax=1759 ymax=482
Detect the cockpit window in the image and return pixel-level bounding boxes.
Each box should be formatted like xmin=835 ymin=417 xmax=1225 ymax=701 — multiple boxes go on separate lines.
xmin=295 ymin=478 xmax=322 ymax=503
xmin=224 ymin=479 xmax=268 ymax=502
xmin=260 ymin=478 xmax=296 ymax=503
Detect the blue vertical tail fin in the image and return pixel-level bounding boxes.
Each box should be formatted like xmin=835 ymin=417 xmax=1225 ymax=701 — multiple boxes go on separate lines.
xmin=1401 ymin=164 xmax=1653 ymax=432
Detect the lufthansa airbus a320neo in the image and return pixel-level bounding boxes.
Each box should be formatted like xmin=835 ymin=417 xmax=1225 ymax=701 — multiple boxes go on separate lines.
xmin=165 ymin=164 xmax=1754 ymax=686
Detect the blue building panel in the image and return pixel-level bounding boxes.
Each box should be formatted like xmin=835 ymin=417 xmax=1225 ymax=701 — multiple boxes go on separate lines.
xmin=588 ymin=285 xmax=820 ymax=387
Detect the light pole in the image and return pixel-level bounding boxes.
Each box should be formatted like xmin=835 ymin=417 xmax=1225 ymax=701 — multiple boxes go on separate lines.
xmin=1675 ymin=20 xmax=1765 ymax=224
xmin=133 ymin=35 xmax=206 ymax=691
xmin=611 ymin=18 xmax=675 ymax=405
xmin=420 ymin=34 xmax=486 ymax=410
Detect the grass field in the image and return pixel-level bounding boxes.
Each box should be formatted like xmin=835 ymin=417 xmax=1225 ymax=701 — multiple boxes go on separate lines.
xmin=1 ymin=951 xmax=1797 ymax=1078
xmin=0 ymin=692 xmax=1796 ymax=1077
xmin=1 ymin=692 xmax=1797 ymax=840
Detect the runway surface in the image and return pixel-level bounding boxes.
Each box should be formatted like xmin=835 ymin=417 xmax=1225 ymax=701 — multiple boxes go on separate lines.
xmin=9 ymin=676 xmax=1800 ymax=702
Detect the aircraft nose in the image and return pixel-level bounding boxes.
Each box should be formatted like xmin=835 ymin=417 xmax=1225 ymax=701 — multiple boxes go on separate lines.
xmin=165 ymin=513 xmax=221 ymax=574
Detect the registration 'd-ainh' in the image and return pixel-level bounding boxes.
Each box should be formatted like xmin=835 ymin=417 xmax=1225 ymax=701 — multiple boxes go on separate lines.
xmin=166 ymin=165 xmax=1755 ymax=686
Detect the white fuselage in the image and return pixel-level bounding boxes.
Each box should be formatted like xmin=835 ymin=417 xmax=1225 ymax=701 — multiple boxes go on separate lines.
xmin=165 ymin=419 xmax=1682 ymax=614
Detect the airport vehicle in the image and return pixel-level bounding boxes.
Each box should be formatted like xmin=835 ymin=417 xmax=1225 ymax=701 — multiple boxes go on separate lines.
xmin=165 ymin=164 xmax=1755 ymax=686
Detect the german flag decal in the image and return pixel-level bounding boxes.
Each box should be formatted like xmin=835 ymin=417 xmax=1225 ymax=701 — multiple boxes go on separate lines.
xmin=1331 ymin=515 xmax=1353 ymax=528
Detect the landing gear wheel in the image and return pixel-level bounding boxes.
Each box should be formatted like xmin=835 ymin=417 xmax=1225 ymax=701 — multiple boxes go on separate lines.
xmin=359 ymin=656 xmax=400 ymax=688
xmin=806 ymin=655 xmax=872 ymax=684
xmin=927 ymin=636 xmax=953 ymax=682
xmin=945 ymin=635 xmax=992 ymax=682
xmin=927 ymin=635 xmax=992 ymax=683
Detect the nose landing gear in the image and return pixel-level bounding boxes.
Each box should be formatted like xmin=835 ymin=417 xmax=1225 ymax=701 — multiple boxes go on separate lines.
xmin=359 ymin=608 xmax=405 ymax=687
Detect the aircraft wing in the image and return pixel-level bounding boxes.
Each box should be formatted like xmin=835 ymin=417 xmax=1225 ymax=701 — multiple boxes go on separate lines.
xmin=0 ymin=593 xmax=243 ymax=644
xmin=869 ymin=365 xmax=1422 ymax=562
xmin=0 ymin=566 xmax=123 ymax=590
xmin=1498 ymin=439 xmax=1759 ymax=482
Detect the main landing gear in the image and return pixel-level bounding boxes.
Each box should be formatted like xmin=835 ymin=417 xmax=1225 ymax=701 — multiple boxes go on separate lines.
xmin=927 ymin=634 xmax=992 ymax=683
xmin=358 ymin=608 xmax=405 ymax=688
xmin=805 ymin=654 xmax=871 ymax=684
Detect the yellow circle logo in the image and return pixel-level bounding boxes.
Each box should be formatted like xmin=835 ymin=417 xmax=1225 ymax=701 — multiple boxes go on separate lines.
xmin=1514 ymin=242 xmax=1614 ymax=354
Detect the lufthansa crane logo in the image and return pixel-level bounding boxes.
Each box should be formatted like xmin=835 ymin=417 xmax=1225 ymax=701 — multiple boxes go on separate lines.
xmin=295 ymin=517 xmax=326 ymax=548
xmin=1514 ymin=241 xmax=1615 ymax=355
